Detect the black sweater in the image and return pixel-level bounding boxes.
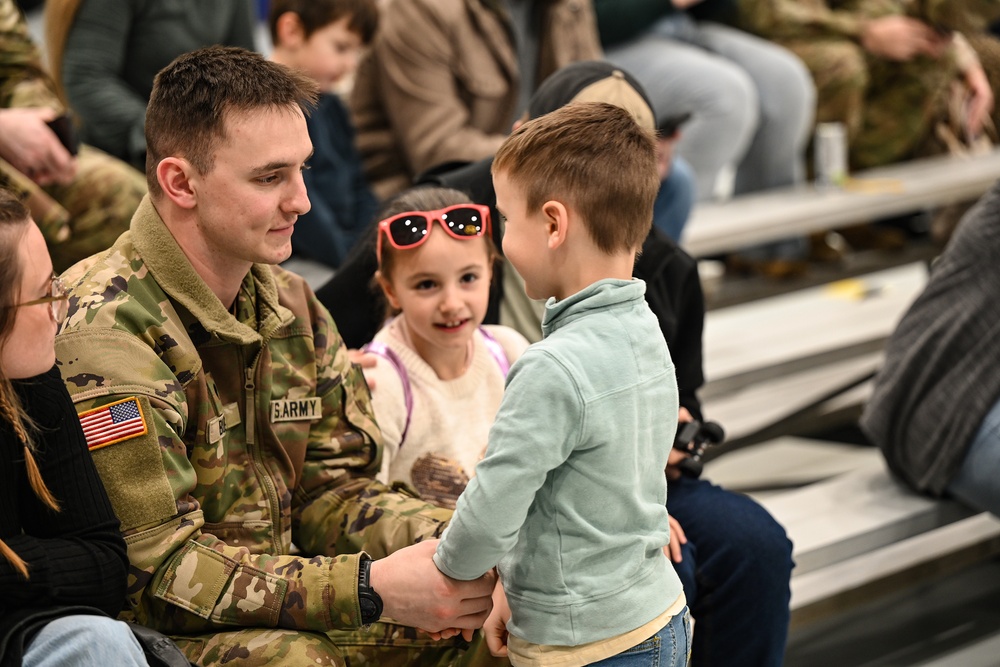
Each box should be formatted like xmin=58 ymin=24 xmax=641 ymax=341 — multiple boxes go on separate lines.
xmin=0 ymin=366 xmax=129 ymax=659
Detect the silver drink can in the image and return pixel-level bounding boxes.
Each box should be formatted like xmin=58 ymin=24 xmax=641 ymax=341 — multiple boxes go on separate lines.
xmin=814 ymin=122 xmax=848 ymax=189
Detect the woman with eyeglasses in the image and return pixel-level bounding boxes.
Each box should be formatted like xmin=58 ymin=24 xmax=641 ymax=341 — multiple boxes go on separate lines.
xmin=0 ymin=189 xmax=148 ymax=666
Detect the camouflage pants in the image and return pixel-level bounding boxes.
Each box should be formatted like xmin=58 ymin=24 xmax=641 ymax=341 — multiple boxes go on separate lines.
xmin=781 ymin=39 xmax=955 ymax=170
xmin=171 ymin=624 xmax=511 ymax=666
xmin=45 ymin=144 xmax=146 ymax=272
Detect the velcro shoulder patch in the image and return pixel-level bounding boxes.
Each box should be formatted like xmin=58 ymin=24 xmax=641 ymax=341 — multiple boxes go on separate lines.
xmin=78 ymin=396 xmax=149 ymax=450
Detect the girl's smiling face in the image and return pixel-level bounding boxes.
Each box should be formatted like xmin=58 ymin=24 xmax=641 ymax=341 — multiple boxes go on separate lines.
xmin=378 ymin=230 xmax=493 ymax=378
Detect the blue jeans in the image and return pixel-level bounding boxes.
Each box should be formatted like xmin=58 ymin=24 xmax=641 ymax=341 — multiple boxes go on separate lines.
xmin=23 ymin=615 xmax=147 ymax=667
xmin=947 ymin=394 xmax=1000 ymax=516
xmin=591 ymin=608 xmax=692 ymax=667
xmin=655 ymin=157 xmax=696 ymax=243
xmin=668 ymin=476 xmax=793 ymax=667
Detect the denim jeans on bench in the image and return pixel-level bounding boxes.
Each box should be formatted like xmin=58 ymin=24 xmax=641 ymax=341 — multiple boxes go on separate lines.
xmin=668 ymin=475 xmax=794 ymax=667
xmin=948 ymin=394 xmax=1000 ymax=517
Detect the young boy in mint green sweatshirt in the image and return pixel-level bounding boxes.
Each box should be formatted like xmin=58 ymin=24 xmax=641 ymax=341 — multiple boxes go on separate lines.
xmin=433 ymin=101 xmax=689 ymax=667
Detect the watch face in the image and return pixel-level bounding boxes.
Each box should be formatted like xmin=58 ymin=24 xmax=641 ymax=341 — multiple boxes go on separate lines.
xmin=360 ymin=597 xmax=376 ymax=616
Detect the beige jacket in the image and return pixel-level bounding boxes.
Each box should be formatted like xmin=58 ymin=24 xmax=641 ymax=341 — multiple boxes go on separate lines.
xmin=351 ymin=0 xmax=602 ymax=198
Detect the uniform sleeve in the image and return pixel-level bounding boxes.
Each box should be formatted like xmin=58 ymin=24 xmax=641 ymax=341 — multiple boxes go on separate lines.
xmin=290 ymin=296 xmax=453 ymax=564
xmin=361 ymin=353 xmax=408 ymax=485
xmin=60 ymin=0 xmax=149 ymax=164
xmin=55 ymin=327 xmax=370 ymax=635
xmin=0 ymin=0 xmax=62 ymax=110
xmin=434 ymin=350 xmax=582 ymax=580
xmin=738 ymin=0 xmax=897 ymax=41
xmin=362 ymin=0 xmax=507 ymax=177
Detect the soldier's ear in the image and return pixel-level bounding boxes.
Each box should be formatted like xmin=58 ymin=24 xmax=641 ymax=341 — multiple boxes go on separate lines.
xmin=157 ymin=157 xmax=197 ymax=210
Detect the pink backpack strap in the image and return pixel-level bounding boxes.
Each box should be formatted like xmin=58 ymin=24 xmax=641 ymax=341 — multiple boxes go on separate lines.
xmin=479 ymin=327 xmax=511 ymax=377
xmin=362 ymin=341 xmax=413 ymax=448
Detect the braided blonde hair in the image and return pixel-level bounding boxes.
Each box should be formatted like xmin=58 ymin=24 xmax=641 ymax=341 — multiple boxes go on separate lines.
xmin=0 ymin=189 xmax=60 ymax=579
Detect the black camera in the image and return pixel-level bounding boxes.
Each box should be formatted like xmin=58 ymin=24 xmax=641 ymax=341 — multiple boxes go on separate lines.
xmin=671 ymin=419 xmax=725 ymax=479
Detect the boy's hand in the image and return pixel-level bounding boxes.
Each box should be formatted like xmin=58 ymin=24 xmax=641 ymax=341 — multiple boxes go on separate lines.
xmin=484 ymin=581 xmax=511 ymax=657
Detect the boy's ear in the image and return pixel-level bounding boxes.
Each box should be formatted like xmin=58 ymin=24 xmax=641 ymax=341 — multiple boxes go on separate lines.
xmin=275 ymin=11 xmax=306 ymax=49
xmin=375 ymin=270 xmax=401 ymax=311
xmin=156 ymin=157 xmax=197 ymax=209
xmin=541 ymin=200 xmax=569 ymax=251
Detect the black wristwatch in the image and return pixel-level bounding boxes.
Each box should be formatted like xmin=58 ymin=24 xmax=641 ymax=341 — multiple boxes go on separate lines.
xmin=357 ymin=552 xmax=383 ymax=625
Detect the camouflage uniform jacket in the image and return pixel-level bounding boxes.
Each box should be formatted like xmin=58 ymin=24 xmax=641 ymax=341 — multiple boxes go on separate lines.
xmin=54 ymin=196 xmax=452 ymax=636
xmin=0 ymin=0 xmax=71 ymax=242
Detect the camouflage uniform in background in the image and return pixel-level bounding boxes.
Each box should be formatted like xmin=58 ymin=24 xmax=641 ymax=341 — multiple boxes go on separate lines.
xmin=54 ymin=197 xmax=506 ymax=666
xmin=737 ymin=0 xmax=962 ymax=169
xmin=0 ymin=0 xmax=144 ymax=271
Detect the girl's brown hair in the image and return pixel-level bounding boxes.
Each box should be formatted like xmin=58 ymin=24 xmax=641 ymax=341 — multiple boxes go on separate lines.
xmin=374 ymin=187 xmax=498 ymax=320
xmin=0 ymin=189 xmax=60 ymax=579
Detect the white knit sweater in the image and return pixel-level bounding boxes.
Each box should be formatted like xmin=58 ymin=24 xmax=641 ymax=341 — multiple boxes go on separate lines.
xmin=364 ymin=318 xmax=529 ymax=508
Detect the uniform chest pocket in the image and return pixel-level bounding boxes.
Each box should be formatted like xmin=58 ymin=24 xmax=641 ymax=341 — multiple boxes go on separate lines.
xmin=196 ymin=373 xmax=241 ymax=449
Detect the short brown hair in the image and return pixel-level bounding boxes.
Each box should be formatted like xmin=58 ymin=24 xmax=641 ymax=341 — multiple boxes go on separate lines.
xmin=145 ymin=46 xmax=319 ymax=198
xmin=269 ymin=0 xmax=379 ymax=45
xmin=493 ymin=101 xmax=658 ymax=254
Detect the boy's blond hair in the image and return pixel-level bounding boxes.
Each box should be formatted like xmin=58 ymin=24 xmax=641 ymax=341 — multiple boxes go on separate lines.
xmin=492 ymin=101 xmax=659 ymax=254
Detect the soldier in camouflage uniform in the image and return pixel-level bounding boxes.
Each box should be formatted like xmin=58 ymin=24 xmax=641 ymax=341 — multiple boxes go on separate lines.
xmin=54 ymin=46 xmax=503 ymax=666
xmin=737 ymin=0 xmax=994 ymax=169
xmin=0 ymin=0 xmax=145 ymax=272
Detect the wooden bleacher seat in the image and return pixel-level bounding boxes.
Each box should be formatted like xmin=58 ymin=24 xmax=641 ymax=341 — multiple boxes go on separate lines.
xmin=703 ymin=437 xmax=1000 ymax=629
xmin=701 ymin=262 xmax=928 ymax=446
xmin=683 ymin=148 xmax=1000 ymax=258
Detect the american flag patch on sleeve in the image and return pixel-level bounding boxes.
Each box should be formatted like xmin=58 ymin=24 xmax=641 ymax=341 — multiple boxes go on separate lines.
xmin=79 ymin=397 xmax=149 ymax=451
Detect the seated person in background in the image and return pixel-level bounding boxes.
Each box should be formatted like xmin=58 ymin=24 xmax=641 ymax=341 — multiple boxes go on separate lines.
xmin=595 ymin=0 xmax=815 ymax=201
xmin=0 ymin=0 xmax=146 ymax=272
xmin=54 ymin=46 xmax=502 ymax=666
xmin=323 ymin=62 xmax=794 ymax=667
xmin=738 ymin=0 xmax=993 ymax=171
xmin=0 ymin=189 xmax=145 ymax=666
xmin=363 ymin=187 xmax=529 ymax=509
xmin=269 ymin=0 xmax=380 ymax=268
xmin=436 ymin=100 xmax=691 ymax=666
xmin=862 ymin=179 xmax=1000 ymax=517
xmin=45 ymin=0 xmax=257 ymax=169
xmin=350 ymin=0 xmax=601 ymax=199
xmin=350 ymin=0 xmax=694 ymax=242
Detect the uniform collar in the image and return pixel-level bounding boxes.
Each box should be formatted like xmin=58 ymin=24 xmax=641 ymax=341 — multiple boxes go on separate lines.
xmin=130 ymin=196 xmax=292 ymax=343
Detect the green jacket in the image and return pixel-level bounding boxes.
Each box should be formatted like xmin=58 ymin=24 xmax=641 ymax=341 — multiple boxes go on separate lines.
xmin=54 ymin=196 xmax=452 ymax=636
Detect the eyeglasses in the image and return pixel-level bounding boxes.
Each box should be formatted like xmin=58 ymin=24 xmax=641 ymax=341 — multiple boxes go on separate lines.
xmin=17 ymin=275 xmax=69 ymax=324
xmin=376 ymin=204 xmax=491 ymax=264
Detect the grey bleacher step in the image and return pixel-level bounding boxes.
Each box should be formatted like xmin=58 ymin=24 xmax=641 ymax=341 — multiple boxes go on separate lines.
xmin=700 ymin=263 xmax=926 ymax=440
xmin=702 ymin=262 xmax=927 ymax=395
xmin=760 ymin=453 xmax=979 ymax=576
xmin=702 ymin=353 xmax=879 ymax=442
xmin=684 ymin=148 xmax=1000 ymax=258
xmin=790 ymin=511 xmax=1000 ymax=624
xmin=703 ymin=437 xmax=1000 ymax=627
